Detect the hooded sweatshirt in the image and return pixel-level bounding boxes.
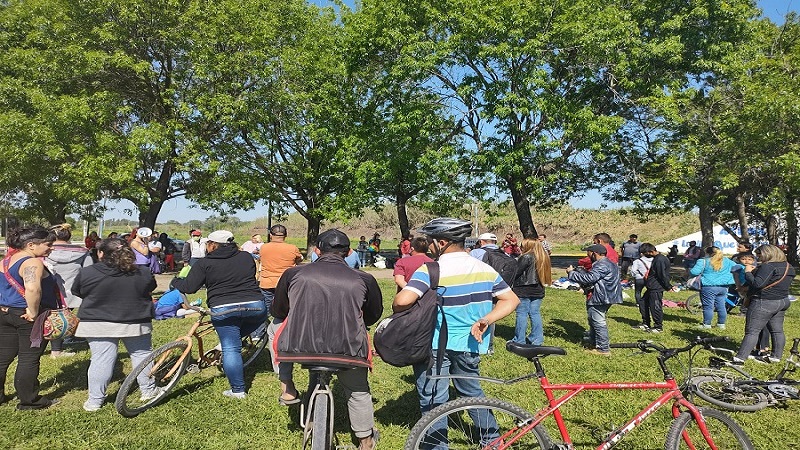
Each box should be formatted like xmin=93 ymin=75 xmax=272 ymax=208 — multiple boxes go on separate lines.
xmin=72 ymin=262 xmax=156 ymax=323
xmin=46 ymin=243 xmax=93 ymax=308
xmin=171 ymin=244 xmax=262 ymax=308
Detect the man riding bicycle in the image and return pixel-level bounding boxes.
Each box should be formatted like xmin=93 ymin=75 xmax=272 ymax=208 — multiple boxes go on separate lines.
xmin=272 ymin=229 xmax=383 ymax=450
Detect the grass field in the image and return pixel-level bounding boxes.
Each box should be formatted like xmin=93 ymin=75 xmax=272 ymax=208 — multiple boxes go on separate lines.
xmin=2 ymin=277 xmax=799 ymax=449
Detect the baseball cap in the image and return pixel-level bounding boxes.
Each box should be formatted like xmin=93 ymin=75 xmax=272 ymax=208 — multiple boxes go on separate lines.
xmin=207 ymin=230 xmax=234 ymax=244
xmin=191 ymin=230 xmax=202 ymax=237
xmin=137 ymin=227 xmax=153 ymax=238
xmin=478 ymin=233 xmax=497 ymax=241
xmin=582 ymin=244 xmax=608 ymax=254
xmin=317 ymin=229 xmax=350 ymax=251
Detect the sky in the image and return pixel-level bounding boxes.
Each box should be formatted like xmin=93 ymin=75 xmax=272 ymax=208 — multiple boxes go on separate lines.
xmin=101 ymin=0 xmax=796 ymax=223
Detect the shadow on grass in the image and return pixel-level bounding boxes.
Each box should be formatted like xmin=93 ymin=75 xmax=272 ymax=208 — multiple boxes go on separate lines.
xmin=494 ymin=323 xmax=515 ymax=342
xmin=548 ymin=319 xmax=586 ymax=345
xmin=41 ymin=355 xmax=127 ymax=399
xmin=374 ymin=374 xmax=421 ymax=428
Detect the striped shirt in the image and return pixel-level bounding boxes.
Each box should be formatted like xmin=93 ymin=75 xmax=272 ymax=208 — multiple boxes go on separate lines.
xmin=403 ymin=251 xmax=510 ymax=354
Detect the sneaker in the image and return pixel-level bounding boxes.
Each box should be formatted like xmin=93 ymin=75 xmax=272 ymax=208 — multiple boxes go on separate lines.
xmin=753 ymin=356 xmax=771 ymax=364
xmin=697 ymin=324 xmax=712 ymax=329
xmin=50 ymin=351 xmax=76 ymax=359
xmin=632 ymin=324 xmax=650 ymax=331
xmin=647 ymin=328 xmax=663 ymax=334
xmin=83 ymin=400 xmax=102 ymax=412
xmin=140 ymin=387 xmax=164 ymax=402
xmin=748 ymin=350 xmax=768 ymax=360
xmin=585 ymin=348 xmax=611 ymax=356
xmin=730 ymin=357 xmax=745 ymax=365
xmin=767 ymin=356 xmax=781 ymax=364
xmin=223 ymin=390 xmax=246 ymax=399
xmin=717 ymin=324 xmax=726 ymax=330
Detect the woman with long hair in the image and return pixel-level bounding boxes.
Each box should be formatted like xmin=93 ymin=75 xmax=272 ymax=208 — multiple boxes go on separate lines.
xmin=734 ymin=245 xmax=796 ymax=363
xmin=0 ymin=225 xmax=58 ymax=409
xmin=45 ymin=223 xmax=93 ymax=358
xmin=689 ymin=246 xmax=738 ymax=329
xmin=72 ymin=238 xmax=157 ymax=411
xmin=511 ymin=238 xmax=552 ymax=344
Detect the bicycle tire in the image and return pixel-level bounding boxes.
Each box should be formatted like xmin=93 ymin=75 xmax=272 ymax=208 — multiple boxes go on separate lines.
xmin=404 ymin=396 xmax=553 ymax=450
xmin=684 ymin=293 xmax=701 ymax=314
xmin=665 ymin=407 xmax=754 ymax=450
xmin=691 ymin=376 xmax=769 ymax=412
xmin=310 ymin=392 xmax=330 ymax=450
xmin=242 ymin=321 xmax=269 ymax=369
xmin=115 ymin=340 xmax=190 ymax=418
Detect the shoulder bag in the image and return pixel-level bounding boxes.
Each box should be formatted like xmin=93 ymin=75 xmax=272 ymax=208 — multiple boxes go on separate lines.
xmin=2 ymin=256 xmax=80 ymax=347
xmin=745 ymin=262 xmax=791 ymax=308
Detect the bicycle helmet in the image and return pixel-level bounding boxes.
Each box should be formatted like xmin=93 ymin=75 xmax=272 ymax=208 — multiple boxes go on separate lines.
xmin=417 ymin=218 xmax=473 ymax=242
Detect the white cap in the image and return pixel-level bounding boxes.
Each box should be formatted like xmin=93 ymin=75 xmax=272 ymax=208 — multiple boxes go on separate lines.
xmin=478 ymin=233 xmax=497 ymax=241
xmin=137 ymin=227 xmax=153 ymax=238
xmin=207 ymin=230 xmax=234 ymax=244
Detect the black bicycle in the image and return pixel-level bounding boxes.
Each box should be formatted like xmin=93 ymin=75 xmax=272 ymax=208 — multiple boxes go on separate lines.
xmin=689 ymin=338 xmax=800 ymax=412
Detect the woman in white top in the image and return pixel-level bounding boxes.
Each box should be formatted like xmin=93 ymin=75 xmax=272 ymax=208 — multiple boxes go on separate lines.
xmin=630 ymin=250 xmax=653 ymax=308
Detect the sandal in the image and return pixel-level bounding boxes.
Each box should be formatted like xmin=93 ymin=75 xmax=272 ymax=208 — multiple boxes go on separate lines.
xmin=361 ymin=428 xmax=380 ymax=450
xmin=277 ymin=391 xmax=301 ymax=406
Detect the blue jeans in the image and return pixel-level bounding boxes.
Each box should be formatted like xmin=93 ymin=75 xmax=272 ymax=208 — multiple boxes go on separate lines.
xmin=513 ymin=297 xmax=543 ymax=345
xmin=587 ymin=304 xmax=611 ymax=352
xmin=211 ymin=300 xmax=269 ymax=393
xmin=412 ymin=350 xmax=498 ymax=449
xmin=700 ymin=286 xmax=729 ymax=326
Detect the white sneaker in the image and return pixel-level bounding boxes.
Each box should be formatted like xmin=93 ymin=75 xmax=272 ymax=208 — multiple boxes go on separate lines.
xmin=697 ymin=324 xmax=712 ymax=329
xmin=83 ymin=401 xmax=102 ymax=412
xmin=223 ymin=390 xmax=246 ymax=399
xmin=767 ymin=356 xmax=781 ymax=363
xmin=140 ymin=387 xmax=164 ymax=402
xmin=717 ymin=324 xmax=726 ymax=330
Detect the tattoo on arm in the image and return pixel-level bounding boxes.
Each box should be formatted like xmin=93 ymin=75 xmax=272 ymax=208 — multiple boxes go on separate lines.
xmin=22 ymin=266 xmax=38 ymax=284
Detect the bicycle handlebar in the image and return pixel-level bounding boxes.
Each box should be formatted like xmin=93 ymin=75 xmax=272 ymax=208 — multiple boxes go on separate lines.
xmin=610 ymin=336 xmax=729 ymax=359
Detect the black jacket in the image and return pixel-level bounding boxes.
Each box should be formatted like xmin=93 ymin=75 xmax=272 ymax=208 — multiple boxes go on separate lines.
xmin=172 ymin=244 xmax=262 ymax=308
xmin=72 ymin=263 xmax=155 ymax=323
xmin=512 ymin=253 xmax=544 ymax=298
xmin=746 ymin=262 xmax=796 ymax=301
xmin=271 ymin=254 xmax=383 ymax=368
xmin=645 ymin=253 xmax=673 ymax=292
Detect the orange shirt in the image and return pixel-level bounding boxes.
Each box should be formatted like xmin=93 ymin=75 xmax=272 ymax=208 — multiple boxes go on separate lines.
xmin=259 ymin=241 xmax=302 ymax=289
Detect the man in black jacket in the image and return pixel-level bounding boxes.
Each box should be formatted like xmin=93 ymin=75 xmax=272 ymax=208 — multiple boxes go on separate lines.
xmin=272 ymin=229 xmax=382 ymax=449
xmin=638 ymin=243 xmax=675 ymax=333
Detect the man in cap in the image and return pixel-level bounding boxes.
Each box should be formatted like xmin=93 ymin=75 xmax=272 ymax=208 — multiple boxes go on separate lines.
xmin=393 ymin=218 xmax=519 ymax=439
xmin=566 ymin=243 xmax=623 ymax=356
xmin=182 ymin=229 xmax=206 ymax=266
xmin=272 ymin=229 xmax=382 ymax=449
xmin=469 ymin=232 xmax=499 ymax=260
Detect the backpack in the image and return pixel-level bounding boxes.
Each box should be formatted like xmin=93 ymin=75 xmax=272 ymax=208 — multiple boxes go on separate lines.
xmin=373 ymin=262 xmax=447 ymax=370
xmin=482 ymin=248 xmax=519 ymax=287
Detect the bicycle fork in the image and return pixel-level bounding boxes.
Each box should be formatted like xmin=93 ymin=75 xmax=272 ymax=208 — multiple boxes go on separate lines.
xmin=301 ymin=372 xmax=336 ymax=450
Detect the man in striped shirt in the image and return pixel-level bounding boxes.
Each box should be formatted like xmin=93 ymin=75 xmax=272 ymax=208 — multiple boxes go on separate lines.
xmin=393 ymin=218 xmax=519 ymax=443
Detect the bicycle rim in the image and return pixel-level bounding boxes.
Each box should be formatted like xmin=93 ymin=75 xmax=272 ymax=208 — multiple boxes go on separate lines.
xmin=665 ymin=407 xmax=754 ymax=450
xmin=691 ymin=376 xmax=769 ymax=412
xmin=685 ymin=293 xmax=701 ymax=314
xmin=115 ymin=340 xmax=189 ymax=417
xmin=241 ymin=323 xmax=269 ymax=368
xmin=404 ymin=396 xmax=552 ymax=450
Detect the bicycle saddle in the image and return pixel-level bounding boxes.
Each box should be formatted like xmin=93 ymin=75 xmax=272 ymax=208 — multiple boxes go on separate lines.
xmin=302 ymin=365 xmax=342 ymax=372
xmin=506 ymin=341 xmax=567 ymax=359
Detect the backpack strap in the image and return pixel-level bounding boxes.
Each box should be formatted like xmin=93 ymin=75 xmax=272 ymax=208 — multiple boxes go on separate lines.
xmin=425 ymin=262 xmax=448 ymax=376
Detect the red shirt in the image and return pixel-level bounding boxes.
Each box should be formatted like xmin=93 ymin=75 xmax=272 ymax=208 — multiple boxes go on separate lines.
xmin=393 ymin=253 xmax=433 ymax=291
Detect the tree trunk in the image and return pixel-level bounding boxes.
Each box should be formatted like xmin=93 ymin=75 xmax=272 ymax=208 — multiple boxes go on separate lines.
xmin=306 ymin=215 xmax=321 ymax=255
xmin=786 ymin=194 xmax=798 ymax=265
xmin=766 ymin=214 xmax=778 ymax=245
xmin=735 ymin=193 xmax=750 ymax=242
xmin=698 ymin=202 xmax=715 ymax=248
xmin=505 ymin=176 xmax=538 ymax=239
xmin=396 ymin=196 xmax=411 ymax=238
xmin=138 ymin=198 xmax=166 ymax=229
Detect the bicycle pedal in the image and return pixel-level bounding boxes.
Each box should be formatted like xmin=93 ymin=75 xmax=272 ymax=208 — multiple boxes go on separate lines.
xmin=186 ymin=363 xmax=200 ymax=374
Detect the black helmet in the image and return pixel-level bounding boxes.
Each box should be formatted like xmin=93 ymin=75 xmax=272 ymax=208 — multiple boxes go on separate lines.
xmin=417 ymin=218 xmax=473 ymax=242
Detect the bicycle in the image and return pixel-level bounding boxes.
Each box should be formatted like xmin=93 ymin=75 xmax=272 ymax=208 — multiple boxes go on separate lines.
xmin=114 ymin=304 xmax=269 ymax=417
xmin=404 ymin=337 xmax=754 ymax=450
xmin=683 ymin=290 xmax=741 ymax=315
xmin=299 ymin=365 xmax=340 ymax=450
xmin=689 ymin=338 xmax=800 ymax=412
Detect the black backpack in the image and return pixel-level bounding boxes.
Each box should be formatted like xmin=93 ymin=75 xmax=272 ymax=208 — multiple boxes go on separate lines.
xmin=373 ymin=262 xmax=447 ymax=369
xmin=482 ymin=248 xmax=518 ymax=287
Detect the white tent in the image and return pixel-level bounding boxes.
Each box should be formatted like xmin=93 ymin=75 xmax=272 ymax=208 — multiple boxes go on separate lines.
xmin=655 ymin=225 xmax=740 ymax=255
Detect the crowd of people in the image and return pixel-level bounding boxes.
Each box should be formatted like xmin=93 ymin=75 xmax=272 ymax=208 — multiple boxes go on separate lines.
xmin=0 ymin=220 xmax=796 ymax=450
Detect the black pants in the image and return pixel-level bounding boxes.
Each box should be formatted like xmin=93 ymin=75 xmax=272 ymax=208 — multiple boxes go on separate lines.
xmin=620 ymin=258 xmax=633 ymax=279
xmin=0 ymin=307 xmax=49 ymax=408
xmin=634 ymin=278 xmax=646 ymax=306
xmin=641 ymin=289 xmax=664 ymax=330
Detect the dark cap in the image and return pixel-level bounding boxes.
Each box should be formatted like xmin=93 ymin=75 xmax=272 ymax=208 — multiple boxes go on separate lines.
xmin=582 ymin=244 xmax=608 ymax=255
xmin=316 ymin=229 xmax=350 ymax=252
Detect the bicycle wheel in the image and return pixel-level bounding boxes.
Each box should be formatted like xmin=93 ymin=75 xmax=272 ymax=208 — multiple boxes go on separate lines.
xmin=242 ymin=322 xmax=269 ymax=369
xmin=404 ymin=396 xmax=553 ymax=450
xmin=115 ymin=340 xmax=190 ymax=418
xmin=310 ymin=392 xmax=330 ymax=450
xmin=691 ymin=376 xmax=769 ymax=412
xmin=665 ymin=407 xmax=754 ymax=450
xmin=684 ymin=293 xmax=702 ymax=314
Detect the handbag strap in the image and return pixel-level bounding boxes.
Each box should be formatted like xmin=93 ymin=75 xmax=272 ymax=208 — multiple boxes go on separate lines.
xmin=2 ymin=255 xmax=66 ymax=308
xmin=763 ymin=263 xmax=790 ymax=291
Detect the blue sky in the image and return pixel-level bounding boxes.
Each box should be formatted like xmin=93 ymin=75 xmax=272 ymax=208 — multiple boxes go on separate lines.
xmin=103 ymin=0 xmax=796 ymax=223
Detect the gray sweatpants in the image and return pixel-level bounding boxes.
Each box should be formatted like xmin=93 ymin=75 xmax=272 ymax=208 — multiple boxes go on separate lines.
xmin=85 ymin=335 xmax=155 ymax=407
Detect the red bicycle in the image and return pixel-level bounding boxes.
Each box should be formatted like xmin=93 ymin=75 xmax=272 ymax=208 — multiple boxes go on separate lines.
xmin=404 ymin=336 xmax=754 ymax=449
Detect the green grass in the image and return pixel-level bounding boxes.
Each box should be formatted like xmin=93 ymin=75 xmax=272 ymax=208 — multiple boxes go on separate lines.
xmin=2 ymin=279 xmax=799 ymax=449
